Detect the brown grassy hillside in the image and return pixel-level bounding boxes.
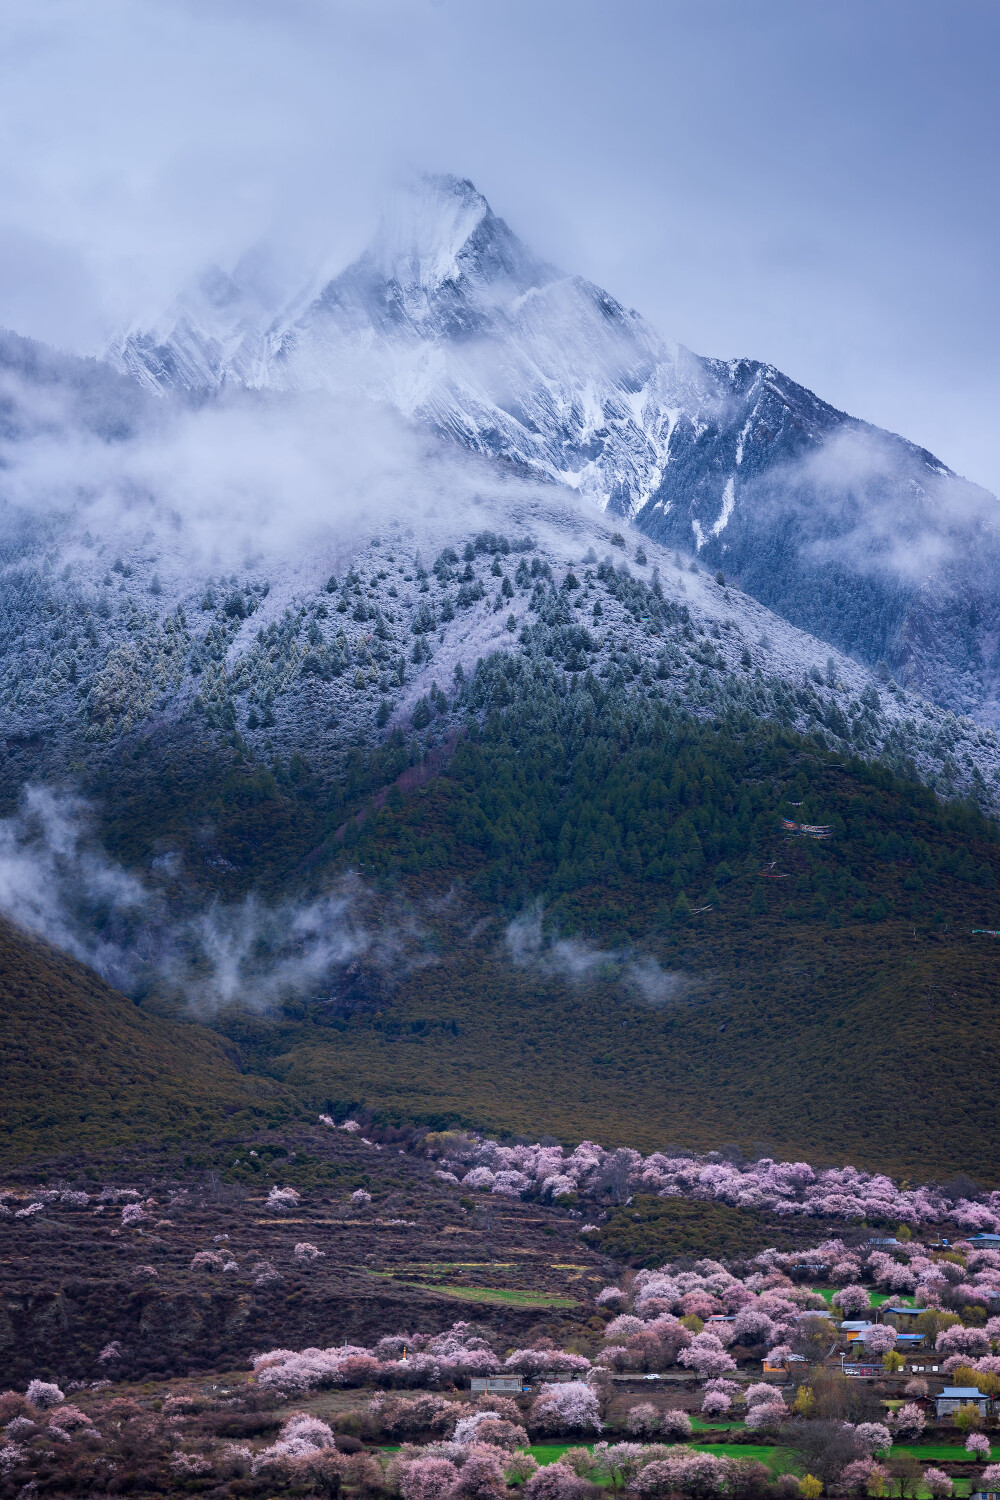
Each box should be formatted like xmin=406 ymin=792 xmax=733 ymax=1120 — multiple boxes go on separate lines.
xmin=0 ymin=918 xmax=286 ymax=1162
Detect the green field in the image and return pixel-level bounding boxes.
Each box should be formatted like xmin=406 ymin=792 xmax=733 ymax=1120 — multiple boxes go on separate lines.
xmin=690 ymin=1445 xmax=785 ymax=1465
xmin=528 ymin=1447 xmax=590 ymax=1465
xmin=812 ymin=1287 xmax=917 ymax=1309
xmin=895 ymin=1445 xmax=980 ymax=1462
xmin=533 ymin=1444 xmax=783 ymax=1468
xmin=395 ymin=1282 xmax=578 ymax=1308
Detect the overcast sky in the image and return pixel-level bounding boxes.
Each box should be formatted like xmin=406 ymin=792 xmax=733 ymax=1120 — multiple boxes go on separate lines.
xmin=0 ymin=0 xmax=996 ymax=490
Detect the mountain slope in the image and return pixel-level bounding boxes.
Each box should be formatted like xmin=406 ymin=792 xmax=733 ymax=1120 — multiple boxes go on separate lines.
xmin=108 ymin=174 xmax=1000 ymax=718
xmin=216 ymin=658 xmax=1000 ymax=1185
xmin=0 ymin=915 xmax=286 ymax=1162
xmin=1 ymin=195 xmax=1000 ymax=1183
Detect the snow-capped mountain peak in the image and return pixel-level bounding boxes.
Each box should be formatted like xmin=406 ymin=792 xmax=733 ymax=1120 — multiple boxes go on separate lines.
xmin=366 ymin=173 xmax=549 ymax=296
xmin=106 ymin=175 xmax=1000 ymax=717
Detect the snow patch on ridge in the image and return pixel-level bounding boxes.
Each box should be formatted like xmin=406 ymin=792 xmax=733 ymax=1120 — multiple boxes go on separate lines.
xmin=711 ymin=478 xmax=736 ymax=538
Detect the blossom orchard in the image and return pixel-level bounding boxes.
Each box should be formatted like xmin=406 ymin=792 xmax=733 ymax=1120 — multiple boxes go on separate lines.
xmin=414 ymin=1128 xmax=1000 ymax=1232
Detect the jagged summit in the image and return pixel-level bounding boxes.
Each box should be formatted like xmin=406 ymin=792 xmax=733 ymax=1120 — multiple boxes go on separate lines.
xmin=364 ymin=173 xmax=554 ymax=296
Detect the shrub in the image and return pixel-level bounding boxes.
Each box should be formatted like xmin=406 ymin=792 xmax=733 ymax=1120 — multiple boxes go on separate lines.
xmin=505 ymin=1453 xmax=539 ymax=1485
xmin=841 ymin=1459 xmax=877 ymax=1495
xmin=952 ymin=1403 xmax=984 ymax=1434
xmin=660 ymin=1410 xmax=693 ymax=1440
xmin=267 ymin=1185 xmax=301 ymax=1214
xmin=190 ymin=1251 xmax=225 ymax=1271
xmin=559 ymin=1448 xmax=596 ymax=1479
xmin=922 ymin=1469 xmax=953 ymax=1498
xmin=451 ymin=1447 xmax=508 ymax=1500
xmin=47 ymin=1404 xmax=91 ymax=1431
xmin=891 ymin=1404 xmax=926 ymax=1440
xmin=400 ymin=1457 xmax=460 ymax=1500
xmin=528 ymin=1381 xmax=602 ymax=1435
xmin=854 ymin=1423 xmax=892 ymax=1457
xmin=677 ymin=1332 xmax=737 ymax=1378
xmin=523 ymin=1463 xmax=588 ymax=1500
xmin=295 ymin=1242 xmax=324 ymax=1261
xmin=625 ymin=1403 xmax=660 ymax=1439
xmin=252 ymin=1260 xmax=282 ymax=1287
xmin=832 ymin=1285 xmax=871 ymax=1316
xmin=25 ymin=1381 xmax=64 ymax=1410
xmin=0 ymin=1393 xmax=32 ymax=1424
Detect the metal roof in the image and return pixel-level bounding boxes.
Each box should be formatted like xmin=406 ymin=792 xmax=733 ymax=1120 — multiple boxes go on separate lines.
xmin=939 ymin=1387 xmax=986 ymax=1397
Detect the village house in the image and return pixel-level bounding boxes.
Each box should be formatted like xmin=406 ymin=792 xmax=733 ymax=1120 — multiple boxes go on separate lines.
xmin=935 ymin=1387 xmax=991 ymax=1419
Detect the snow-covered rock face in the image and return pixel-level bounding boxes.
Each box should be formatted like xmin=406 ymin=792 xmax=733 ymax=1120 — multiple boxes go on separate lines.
xmin=109 ymin=174 xmax=702 ymax=517
xmin=108 ymin=173 xmax=1000 ymax=718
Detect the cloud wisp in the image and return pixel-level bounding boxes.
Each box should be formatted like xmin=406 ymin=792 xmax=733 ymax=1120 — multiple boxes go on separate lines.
xmin=504 ymin=903 xmax=691 ymax=1007
xmin=0 ymin=785 xmax=380 ymax=1012
xmin=0 ymin=355 xmax=554 ymax=591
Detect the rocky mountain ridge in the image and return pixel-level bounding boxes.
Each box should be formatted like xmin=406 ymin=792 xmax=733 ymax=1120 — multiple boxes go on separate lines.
xmin=108 ymin=174 xmax=1000 ymax=719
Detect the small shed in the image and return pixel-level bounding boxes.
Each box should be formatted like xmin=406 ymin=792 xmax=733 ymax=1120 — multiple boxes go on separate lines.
xmin=935 ymin=1387 xmax=990 ymax=1419
xmin=470 ymin=1375 xmax=525 ymax=1393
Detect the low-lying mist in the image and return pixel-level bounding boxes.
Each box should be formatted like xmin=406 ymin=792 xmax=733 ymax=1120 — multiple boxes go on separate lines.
xmin=0 ymin=785 xmax=376 ymax=1012
xmin=0 ymin=351 xmax=546 ymax=589
xmin=504 ymin=902 xmax=692 ymax=1007
xmin=0 ymin=787 xmax=688 ymax=1024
